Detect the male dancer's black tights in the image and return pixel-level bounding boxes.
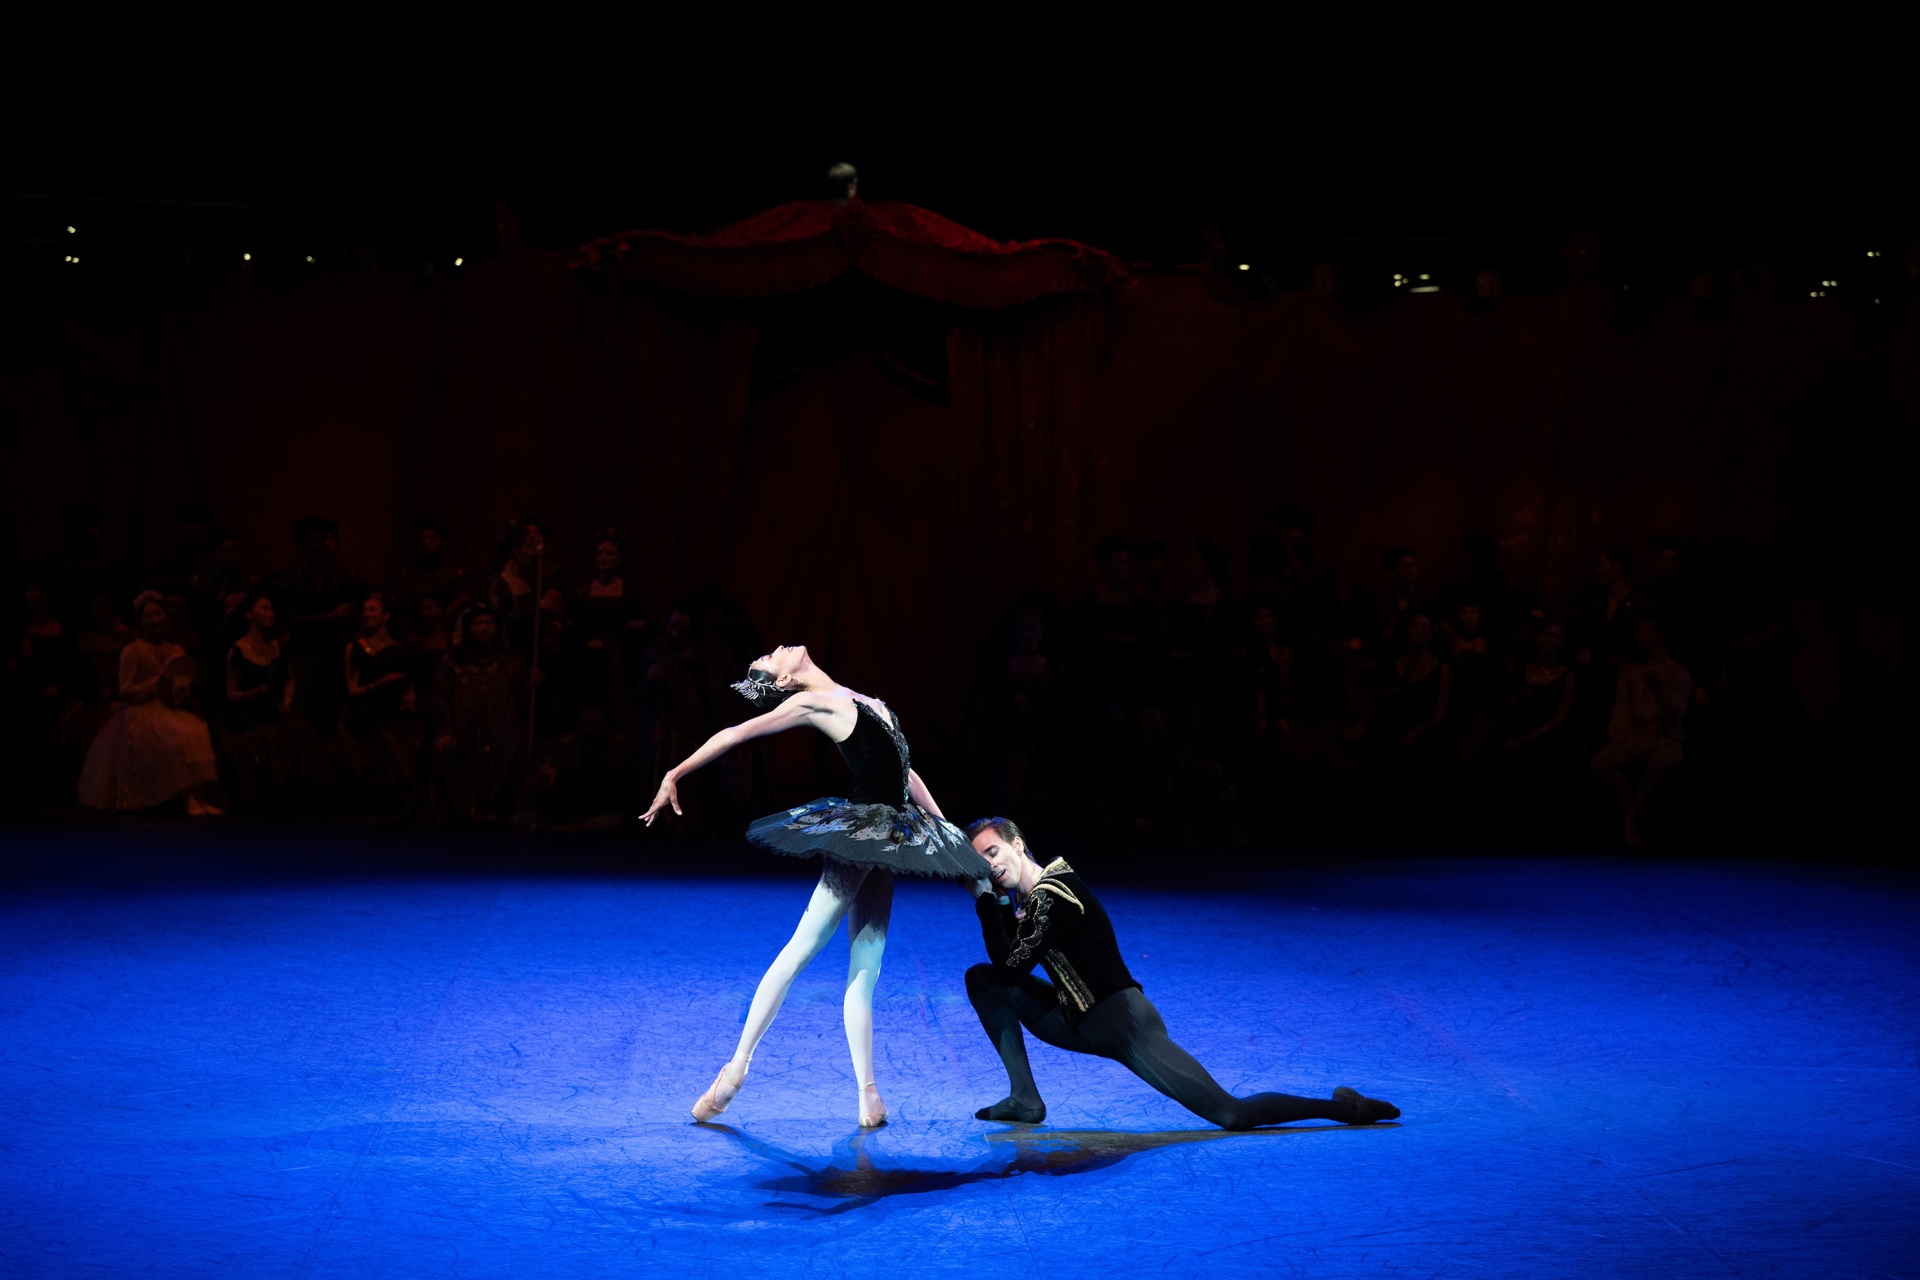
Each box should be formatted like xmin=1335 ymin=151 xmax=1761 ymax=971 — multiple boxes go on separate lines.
xmin=964 ymin=964 xmax=1361 ymax=1129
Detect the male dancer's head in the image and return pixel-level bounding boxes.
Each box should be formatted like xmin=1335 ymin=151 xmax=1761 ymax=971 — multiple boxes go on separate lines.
xmin=966 ymin=817 xmax=1042 ymax=898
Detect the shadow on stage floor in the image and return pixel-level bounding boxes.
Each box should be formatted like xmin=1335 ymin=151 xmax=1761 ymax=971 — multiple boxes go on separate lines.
xmin=705 ymin=1121 xmax=1382 ymax=1214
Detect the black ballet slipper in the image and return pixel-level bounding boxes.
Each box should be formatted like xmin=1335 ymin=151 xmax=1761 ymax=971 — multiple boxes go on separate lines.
xmin=975 ymin=1097 xmax=1046 ymax=1124
xmin=1333 ymin=1086 xmax=1400 ymax=1125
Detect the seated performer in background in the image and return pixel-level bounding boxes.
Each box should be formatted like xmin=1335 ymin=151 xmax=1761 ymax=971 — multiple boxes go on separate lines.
xmin=77 ymin=591 xmax=223 ymax=815
xmin=962 ymin=816 xmax=1399 ymax=1129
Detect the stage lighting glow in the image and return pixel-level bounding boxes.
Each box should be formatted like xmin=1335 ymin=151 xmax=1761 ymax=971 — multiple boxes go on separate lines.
xmin=454 ymin=257 xmax=464 ymax=267
xmin=1868 ymin=250 xmax=1881 ymax=257
xmin=242 ymin=253 xmax=251 ymax=262
xmin=306 ymin=256 xmax=315 ymax=264
xmin=66 ymin=226 xmax=75 ymax=234
xmin=1238 ymin=263 xmax=1249 ymax=271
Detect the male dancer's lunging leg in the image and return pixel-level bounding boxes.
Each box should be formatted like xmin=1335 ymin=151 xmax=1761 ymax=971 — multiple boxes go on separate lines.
xmin=961 ymin=817 xmax=1400 ymax=1130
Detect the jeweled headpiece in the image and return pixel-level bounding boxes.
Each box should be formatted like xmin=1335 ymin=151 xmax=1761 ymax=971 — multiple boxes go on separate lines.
xmin=731 ymin=667 xmax=792 ymax=707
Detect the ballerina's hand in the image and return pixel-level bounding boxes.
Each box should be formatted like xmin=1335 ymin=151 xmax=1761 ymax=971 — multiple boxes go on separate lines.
xmin=641 ymin=776 xmax=681 ymax=826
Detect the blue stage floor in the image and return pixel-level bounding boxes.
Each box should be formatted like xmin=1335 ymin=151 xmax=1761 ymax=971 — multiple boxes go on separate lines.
xmin=2 ymin=828 xmax=1916 ymax=1278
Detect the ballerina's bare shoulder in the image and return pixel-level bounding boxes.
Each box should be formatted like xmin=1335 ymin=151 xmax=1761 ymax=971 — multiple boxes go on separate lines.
xmin=800 ymin=687 xmax=895 ymax=743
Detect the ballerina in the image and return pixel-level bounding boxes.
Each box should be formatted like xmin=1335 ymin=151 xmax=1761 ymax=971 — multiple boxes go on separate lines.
xmin=642 ymin=644 xmax=988 ymax=1127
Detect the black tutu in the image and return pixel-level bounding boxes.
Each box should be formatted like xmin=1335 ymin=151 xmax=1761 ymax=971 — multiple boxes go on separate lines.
xmin=745 ymin=797 xmax=990 ymax=881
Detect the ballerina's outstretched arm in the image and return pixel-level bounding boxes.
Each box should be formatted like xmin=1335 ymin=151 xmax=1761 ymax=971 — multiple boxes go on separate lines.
xmin=641 ymin=695 xmax=827 ymax=825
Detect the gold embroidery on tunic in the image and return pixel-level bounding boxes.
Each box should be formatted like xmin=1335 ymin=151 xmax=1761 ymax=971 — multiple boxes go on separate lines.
xmin=1007 ymin=860 xmax=1082 ymax=965
xmin=1046 ymin=948 xmax=1095 ymax=1013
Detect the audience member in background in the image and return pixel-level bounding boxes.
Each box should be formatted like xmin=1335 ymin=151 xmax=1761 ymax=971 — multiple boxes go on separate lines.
xmin=162 ymin=591 xmax=201 ymax=659
xmin=77 ymin=591 xmax=222 ymax=815
xmin=64 ymin=592 xmax=133 ymax=780
xmin=487 ymin=518 xmax=547 ymax=654
xmin=219 ymin=590 xmax=297 ymax=812
xmin=331 ymin=591 xmax=419 ymax=813
xmin=516 ymin=707 xmax=632 ymax=831
xmin=429 ymin=604 xmax=525 ymax=824
xmin=1074 ymin=537 xmax=1154 ymax=676
xmin=75 ymin=593 xmax=133 ymax=701
xmin=1072 ymin=536 xmax=1158 ymax=830
xmin=1571 ymin=544 xmax=1639 ymax=745
xmin=1492 ymin=619 xmax=1577 ymax=835
xmin=1641 ymin=535 xmax=1706 ymax=670
xmin=7 ymin=583 xmax=89 ymax=795
xmin=1257 ymin=505 xmax=1341 ymax=646
xmin=1166 ymin=538 xmax=1238 ymax=767
xmin=1370 ymin=612 xmax=1451 ymax=827
xmin=576 ymin=530 xmax=647 ymax=639
xmin=193 ymin=526 xmax=252 ymax=643
xmin=1438 ymin=528 xmax=1527 ymax=649
xmin=154 ymin=501 xmax=216 ymax=601
xmin=575 ymin=530 xmax=645 ymax=731
xmin=272 ymin=517 xmax=361 ymax=739
xmin=399 ymin=517 xmax=470 ymax=610
xmin=967 ymin=595 xmax=1067 ymax=820
xmin=1704 ymin=540 xmax=1809 ymax=832
xmin=634 ymin=605 xmax=698 ymax=816
xmin=1443 ymin=600 xmax=1499 ymax=761
xmin=529 ymin=588 xmax=593 ymax=745
xmin=409 ymin=595 xmax=451 ymax=669
xmin=53 ymin=504 xmax=121 ymax=630
xmin=1244 ymin=600 xmax=1305 ymax=799
xmin=1133 ymin=538 xmax=1175 ymax=614
xmin=1358 ymin=547 xmax=1425 ymax=656
xmin=1591 ymin=615 xmax=1692 ymax=845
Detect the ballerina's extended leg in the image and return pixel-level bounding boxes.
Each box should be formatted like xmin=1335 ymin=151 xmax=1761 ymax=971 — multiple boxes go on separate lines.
xmin=844 ymin=869 xmax=894 ymax=1126
xmin=691 ymin=863 xmax=867 ymax=1122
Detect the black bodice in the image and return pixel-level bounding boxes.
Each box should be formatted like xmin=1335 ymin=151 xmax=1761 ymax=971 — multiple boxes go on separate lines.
xmin=835 ymin=701 xmax=910 ymax=806
xmin=743 ymin=696 xmax=987 ymax=882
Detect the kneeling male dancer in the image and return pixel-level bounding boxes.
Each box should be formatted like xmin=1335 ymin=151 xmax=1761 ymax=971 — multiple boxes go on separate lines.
xmin=963 ymin=817 xmax=1400 ymax=1129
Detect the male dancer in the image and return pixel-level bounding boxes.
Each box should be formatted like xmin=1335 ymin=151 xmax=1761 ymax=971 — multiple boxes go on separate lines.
xmin=963 ymin=817 xmax=1401 ymax=1129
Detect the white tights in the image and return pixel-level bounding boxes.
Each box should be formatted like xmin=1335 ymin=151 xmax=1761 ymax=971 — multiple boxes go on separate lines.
xmin=729 ymin=862 xmax=893 ymax=1090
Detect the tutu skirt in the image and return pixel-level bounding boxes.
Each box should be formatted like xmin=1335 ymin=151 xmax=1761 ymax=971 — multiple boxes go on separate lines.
xmin=77 ymin=702 xmax=218 ymax=812
xmin=745 ymin=797 xmax=990 ymax=881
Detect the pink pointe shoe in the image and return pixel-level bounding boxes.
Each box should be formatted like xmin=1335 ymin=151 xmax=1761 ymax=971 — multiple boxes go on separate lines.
xmin=691 ymin=1060 xmax=747 ymax=1122
xmin=859 ymin=1082 xmax=888 ymax=1128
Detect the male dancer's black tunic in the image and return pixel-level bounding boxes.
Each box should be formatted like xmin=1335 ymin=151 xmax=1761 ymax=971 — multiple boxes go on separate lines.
xmin=967 ymin=858 xmax=1397 ymax=1129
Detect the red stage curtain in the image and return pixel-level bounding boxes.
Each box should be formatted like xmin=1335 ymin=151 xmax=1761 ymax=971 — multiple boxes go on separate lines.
xmin=578 ymin=198 xmax=1125 ymax=309
xmin=3 ymin=224 xmax=1910 ymax=776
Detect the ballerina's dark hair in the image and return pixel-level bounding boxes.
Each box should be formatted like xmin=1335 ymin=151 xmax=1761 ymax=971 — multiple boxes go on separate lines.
xmin=731 ymin=667 xmax=795 ymax=708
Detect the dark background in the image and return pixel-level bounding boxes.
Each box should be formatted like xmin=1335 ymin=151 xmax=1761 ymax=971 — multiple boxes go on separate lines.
xmin=9 ymin=16 xmax=1915 ymax=269
xmin=3 ymin=15 xmax=1916 ymax=851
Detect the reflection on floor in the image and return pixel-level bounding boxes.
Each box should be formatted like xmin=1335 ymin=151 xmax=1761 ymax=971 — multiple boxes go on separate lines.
xmin=1 ymin=827 xmax=1914 ymax=1277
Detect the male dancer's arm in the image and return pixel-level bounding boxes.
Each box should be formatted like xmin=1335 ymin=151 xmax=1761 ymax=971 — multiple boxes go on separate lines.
xmin=975 ymin=893 xmax=1017 ymax=968
xmin=975 ymin=888 xmax=1059 ymax=978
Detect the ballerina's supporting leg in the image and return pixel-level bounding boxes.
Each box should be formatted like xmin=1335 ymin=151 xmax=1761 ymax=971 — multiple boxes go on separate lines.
xmin=843 ymin=869 xmax=893 ymax=1126
xmin=692 ymin=862 xmax=868 ymax=1121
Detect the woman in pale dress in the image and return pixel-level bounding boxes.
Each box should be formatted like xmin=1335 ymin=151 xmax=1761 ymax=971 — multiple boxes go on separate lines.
xmin=78 ymin=591 xmax=224 ymax=815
